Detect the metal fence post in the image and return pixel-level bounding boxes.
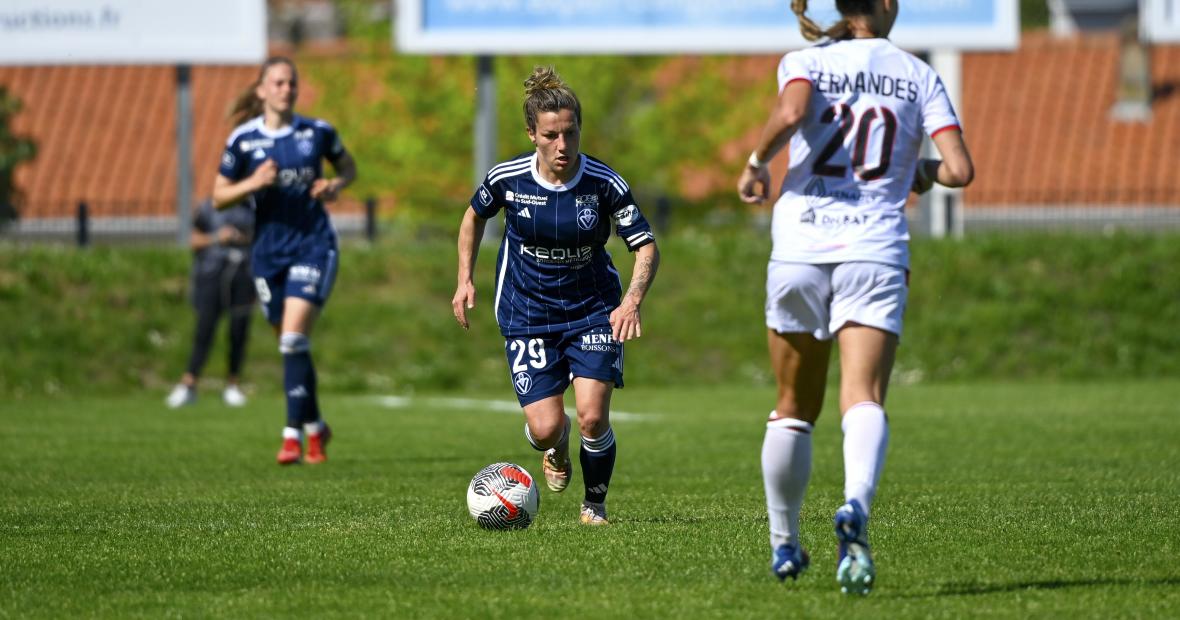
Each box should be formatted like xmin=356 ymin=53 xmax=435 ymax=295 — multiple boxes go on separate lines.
xmin=365 ymin=196 xmax=377 ymax=242
xmin=76 ymin=202 xmax=89 ymax=247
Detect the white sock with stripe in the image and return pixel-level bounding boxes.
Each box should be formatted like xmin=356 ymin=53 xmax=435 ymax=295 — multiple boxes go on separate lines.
xmin=762 ymin=414 xmax=813 ymax=548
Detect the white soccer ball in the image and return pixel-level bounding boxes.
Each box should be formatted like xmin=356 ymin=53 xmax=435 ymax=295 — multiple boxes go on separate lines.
xmin=466 ymin=462 xmax=540 ymax=530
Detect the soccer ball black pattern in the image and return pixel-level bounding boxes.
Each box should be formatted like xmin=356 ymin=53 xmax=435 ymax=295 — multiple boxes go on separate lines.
xmin=466 ymin=462 xmax=540 ymax=530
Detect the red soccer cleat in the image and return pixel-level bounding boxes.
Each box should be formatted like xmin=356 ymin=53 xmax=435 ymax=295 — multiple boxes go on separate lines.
xmin=276 ymin=437 xmax=302 ymax=465
xmin=305 ymin=423 xmax=332 ymax=464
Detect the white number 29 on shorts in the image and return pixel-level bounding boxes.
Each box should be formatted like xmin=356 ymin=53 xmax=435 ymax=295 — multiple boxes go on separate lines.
xmin=254 ymin=277 xmax=271 ymax=304
xmin=509 ymin=339 xmax=547 ymax=373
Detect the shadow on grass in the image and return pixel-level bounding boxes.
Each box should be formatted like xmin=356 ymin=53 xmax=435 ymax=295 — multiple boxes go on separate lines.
xmin=889 ymin=576 xmax=1180 ymax=598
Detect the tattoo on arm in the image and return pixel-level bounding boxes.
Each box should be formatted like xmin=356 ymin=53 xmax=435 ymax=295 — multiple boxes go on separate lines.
xmin=624 ymin=251 xmax=659 ymax=305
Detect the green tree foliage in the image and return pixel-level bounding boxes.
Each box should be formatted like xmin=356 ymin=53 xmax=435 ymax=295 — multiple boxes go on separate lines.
xmin=0 ymin=87 xmax=36 ymax=225
xmin=1023 ymin=0 xmax=1050 ymax=30
xmin=297 ymin=1 xmax=1048 ymax=227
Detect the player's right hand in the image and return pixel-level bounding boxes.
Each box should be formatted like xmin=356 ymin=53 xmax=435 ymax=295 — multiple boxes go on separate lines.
xmin=452 ymin=282 xmax=476 ymax=330
xmin=738 ymin=166 xmax=771 ymax=204
xmin=252 ymin=159 xmax=278 ymax=189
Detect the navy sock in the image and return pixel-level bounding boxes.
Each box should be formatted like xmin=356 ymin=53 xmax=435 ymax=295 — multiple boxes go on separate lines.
xmin=283 ymin=350 xmax=315 ymax=429
xmin=302 ymin=362 xmax=321 ymax=425
xmin=579 ymin=427 xmax=616 ymax=505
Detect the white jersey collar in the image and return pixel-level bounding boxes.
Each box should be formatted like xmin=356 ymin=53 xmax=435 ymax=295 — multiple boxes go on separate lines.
xmin=254 ymin=114 xmax=299 ymax=139
xmin=530 ymin=152 xmax=584 ymax=192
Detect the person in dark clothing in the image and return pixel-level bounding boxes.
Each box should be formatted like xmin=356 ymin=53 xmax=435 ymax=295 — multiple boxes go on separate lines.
xmin=166 ymin=199 xmax=256 ymax=408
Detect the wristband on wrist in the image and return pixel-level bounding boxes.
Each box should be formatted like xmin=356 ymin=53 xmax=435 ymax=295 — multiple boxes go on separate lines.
xmin=747 ymin=151 xmax=767 ymax=170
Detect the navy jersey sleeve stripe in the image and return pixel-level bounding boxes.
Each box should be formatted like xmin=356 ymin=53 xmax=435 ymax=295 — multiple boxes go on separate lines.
xmin=583 ymin=170 xmax=627 ymax=197
xmin=225 ymin=117 xmax=261 ymax=146
xmin=489 ymin=164 xmax=532 ymax=186
xmin=584 ymin=159 xmax=629 ymax=192
xmin=488 ymin=154 xmax=532 ymax=176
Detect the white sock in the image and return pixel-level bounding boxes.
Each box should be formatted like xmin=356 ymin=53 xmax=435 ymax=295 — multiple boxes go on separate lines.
xmin=303 ymin=421 xmax=323 ymax=437
xmin=841 ymin=401 xmax=890 ymax=517
xmin=282 ymin=426 xmax=301 ymax=441
xmin=762 ymin=413 xmax=813 ymax=548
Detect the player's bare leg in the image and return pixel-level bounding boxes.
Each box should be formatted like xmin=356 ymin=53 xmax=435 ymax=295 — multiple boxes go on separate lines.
xmin=764 ymin=330 xmax=831 ymax=580
xmin=573 ymin=377 xmax=614 ymax=525
xmin=832 ymin=323 xmax=896 ymax=594
xmin=522 ymin=395 xmax=572 ymax=492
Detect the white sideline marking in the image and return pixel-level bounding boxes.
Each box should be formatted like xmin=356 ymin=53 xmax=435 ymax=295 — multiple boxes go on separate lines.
xmin=372 ymin=395 xmax=658 ymax=421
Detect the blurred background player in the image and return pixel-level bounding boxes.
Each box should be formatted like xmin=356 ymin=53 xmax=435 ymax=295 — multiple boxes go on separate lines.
xmin=165 ymin=198 xmax=256 ymax=409
xmin=452 ymin=66 xmax=660 ymax=526
xmin=736 ymin=0 xmax=974 ymax=594
xmin=212 ymin=57 xmax=357 ymax=465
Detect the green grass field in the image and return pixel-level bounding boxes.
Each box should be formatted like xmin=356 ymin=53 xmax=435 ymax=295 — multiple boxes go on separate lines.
xmin=3 ymin=381 xmax=1178 ymax=618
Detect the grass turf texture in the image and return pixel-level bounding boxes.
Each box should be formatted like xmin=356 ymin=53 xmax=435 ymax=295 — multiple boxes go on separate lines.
xmin=2 ymin=382 xmax=1177 ymax=618
xmin=4 ymin=230 xmax=1180 ymax=399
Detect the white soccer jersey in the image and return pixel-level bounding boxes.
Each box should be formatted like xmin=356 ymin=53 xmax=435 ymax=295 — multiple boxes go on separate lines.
xmin=771 ymin=38 xmax=960 ymax=268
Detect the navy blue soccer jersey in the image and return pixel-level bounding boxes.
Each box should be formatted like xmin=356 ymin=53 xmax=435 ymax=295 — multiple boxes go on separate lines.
xmin=218 ymin=115 xmax=346 ymax=278
xmin=470 ymin=153 xmax=655 ymax=338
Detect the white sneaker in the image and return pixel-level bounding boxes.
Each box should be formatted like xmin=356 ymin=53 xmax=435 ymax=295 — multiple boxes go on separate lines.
xmin=165 ymin=384 xmax=196 ymax=408
xmin=223 ymin=385 xmax=247 ymax=407
xmin=579 ymin=502 xmax=609 ymax=526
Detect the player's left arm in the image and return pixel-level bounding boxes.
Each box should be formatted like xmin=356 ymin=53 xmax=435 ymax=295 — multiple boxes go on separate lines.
xmin=311 ymin=150 xmax=356 ymax=201
xmin=311 ymin=126 xmax=356 ymax=201
xmin=610 ymin=241 xmax=660 ymax=343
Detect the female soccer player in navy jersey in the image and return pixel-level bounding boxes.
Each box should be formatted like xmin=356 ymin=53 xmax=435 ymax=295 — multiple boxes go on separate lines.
xmin=212 ymin=57 xmax=356 ymax=465
xmin=453 ymin=66 xmax=660 ymax=526
xmin=736 ymin=0 xmax=974 ymax=593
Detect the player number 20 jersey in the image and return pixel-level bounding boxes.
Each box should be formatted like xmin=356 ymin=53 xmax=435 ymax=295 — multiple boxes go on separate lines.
xmin=773 ymin=38 xmax=961 ymax=268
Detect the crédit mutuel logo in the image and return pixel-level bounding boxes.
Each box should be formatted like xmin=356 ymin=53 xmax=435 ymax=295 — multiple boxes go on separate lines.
xmin=505 ymin=190 xmax=548 ymax=206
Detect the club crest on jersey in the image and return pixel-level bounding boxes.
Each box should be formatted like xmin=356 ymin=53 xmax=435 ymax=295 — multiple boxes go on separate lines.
xmin=478 ymin=186 xmax=493 ymax=206
xmin=577 ymin=208 xmax=598 ymax=231
xmin=513 ymin=372 xmax=532 ymax=395
xmin=575 ymin=195 xmax=599 ymax=230
xmin=297 ymin=140 xmax=313 ymax=156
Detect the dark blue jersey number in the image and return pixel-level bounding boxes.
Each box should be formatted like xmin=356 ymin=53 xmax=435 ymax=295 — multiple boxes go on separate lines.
xmin=812 ymin=105 xmax=898 ymax=181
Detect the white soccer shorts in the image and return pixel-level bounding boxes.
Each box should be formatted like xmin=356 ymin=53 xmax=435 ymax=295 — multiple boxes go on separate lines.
xmin=765 ymin=261 xmax=908 ymax=340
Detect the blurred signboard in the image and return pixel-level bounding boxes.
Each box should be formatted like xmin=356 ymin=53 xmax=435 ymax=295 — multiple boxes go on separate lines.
xmin=0 ymin=0 xmax=265 ymax=65
xmin=395 ymin=0 xmax=1019 ymax=53
xmin=1143 ymin=0 xmax=1180 ymax=42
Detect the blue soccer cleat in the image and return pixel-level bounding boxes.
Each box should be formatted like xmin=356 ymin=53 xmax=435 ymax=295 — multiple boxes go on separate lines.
xmin=834 ymin=500 xmax=875 ymax=595
xmin=770 ymin=543 xmax=810 ymax=582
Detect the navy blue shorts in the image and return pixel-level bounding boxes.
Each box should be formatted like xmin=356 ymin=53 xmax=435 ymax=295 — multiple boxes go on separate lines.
xmin=253 ymin=249 xmax=339 ymax=325
xmin=504 ymin=324 xmax=624 ymax=407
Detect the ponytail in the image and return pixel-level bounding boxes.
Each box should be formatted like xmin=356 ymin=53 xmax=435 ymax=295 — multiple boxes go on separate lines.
xmin=791 ymin=0 xmax=875 ymax=42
